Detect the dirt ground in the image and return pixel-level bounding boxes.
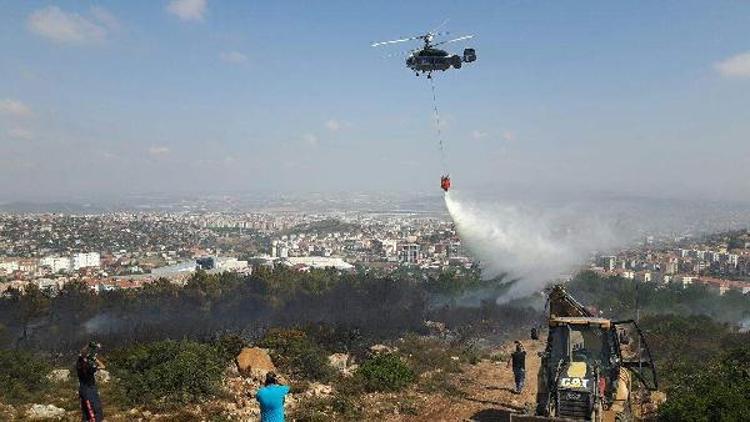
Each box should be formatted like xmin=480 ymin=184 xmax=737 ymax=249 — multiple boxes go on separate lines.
xmin=402 ymin=337 xmax=545 ymax=422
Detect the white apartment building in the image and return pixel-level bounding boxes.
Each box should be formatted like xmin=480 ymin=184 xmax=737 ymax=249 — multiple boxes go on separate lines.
xmin=72 ymin=252 xmax=101 ymax=270
xmin=39 ymin=256 xmax=72 ymax=273
xmin=0 ymin=260 xmax=19 ymax=274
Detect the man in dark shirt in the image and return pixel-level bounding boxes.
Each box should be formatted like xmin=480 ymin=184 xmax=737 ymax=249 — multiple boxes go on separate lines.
xmin=507 ymin=341 xmax=526 ymax=394
xmin=77 ymin=341 xmax=104 ymax=422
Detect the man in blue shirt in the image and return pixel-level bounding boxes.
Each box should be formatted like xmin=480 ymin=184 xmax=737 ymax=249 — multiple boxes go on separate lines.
xmin=256 ymin=372 xmax=290 ymax=422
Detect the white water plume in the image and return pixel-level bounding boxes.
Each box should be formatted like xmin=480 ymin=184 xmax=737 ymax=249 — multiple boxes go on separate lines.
xmin=445 ymin=191 xmax=623 ymax=301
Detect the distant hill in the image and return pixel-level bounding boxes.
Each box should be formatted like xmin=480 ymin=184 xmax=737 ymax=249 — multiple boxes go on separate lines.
xmin=0 ymin=202 xmax=107 ymax=214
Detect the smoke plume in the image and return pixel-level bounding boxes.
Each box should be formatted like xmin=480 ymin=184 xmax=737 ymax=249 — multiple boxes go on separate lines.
xmin=445 ymin=191 xmax=622 ymax=300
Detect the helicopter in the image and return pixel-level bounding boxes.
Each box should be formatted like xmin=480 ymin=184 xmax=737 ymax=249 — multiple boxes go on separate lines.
xmin=372 ymin=25 xmax=476 ymax=77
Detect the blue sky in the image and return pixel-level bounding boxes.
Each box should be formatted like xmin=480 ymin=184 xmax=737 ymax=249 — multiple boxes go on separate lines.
xmin=1 ymin=1 xmax=749 ymax=201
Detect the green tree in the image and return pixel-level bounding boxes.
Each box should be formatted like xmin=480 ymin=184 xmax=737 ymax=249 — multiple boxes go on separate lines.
xmin=356 ymin=353 xmax=415 ymax=392
xmin=658 ymin=346 xmax=750 ymax=421
xmin=0 ymin=349 xmax=52 ymax=404
xmin=109 ymin=340 xmax=225 ymax=408
xmin=258 ymin=328 xmax=333 ymax=382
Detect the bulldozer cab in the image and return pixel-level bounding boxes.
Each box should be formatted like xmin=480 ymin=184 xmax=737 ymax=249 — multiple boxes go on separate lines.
xmin=548 ymin=318 xmax=618 ymax=371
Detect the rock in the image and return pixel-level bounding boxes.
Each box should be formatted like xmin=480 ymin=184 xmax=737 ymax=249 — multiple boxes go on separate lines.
xmin=346 ymin=363 xmax=359 ymax=375
xmin=424 ymin=320 xmax=446 ymax=335
xmin=236 ymin=347 xmax=275 ymax=381
xmin=651 ymin=391 xmax=667 ymax=405
xmin=370 ymin=344 xmax=397 ymax=355
xmin=95 ymin=369 xmax=111 ymax=384
xmin=225 ymin=362 xmax=239 ymax=377
xmin=328 ymin=353 xmax=349 ymax=371
xmin=304 ymin=382 xmax=333 ymax=398
xmin=46 ymin=369 xmax=70 ymax=383
xmin=328 ymin=353 xmax=357 ymax=375
xmin=26 ymin=404 xmax=65 ymax=420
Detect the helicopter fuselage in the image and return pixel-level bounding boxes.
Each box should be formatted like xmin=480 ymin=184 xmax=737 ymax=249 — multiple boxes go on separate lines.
xmin=406 ymin=47 xmax=476 ymax=75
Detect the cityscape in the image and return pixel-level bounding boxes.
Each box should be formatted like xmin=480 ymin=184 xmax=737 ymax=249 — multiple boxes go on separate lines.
xmin=2 ymin=206 xmax=749 ymax=298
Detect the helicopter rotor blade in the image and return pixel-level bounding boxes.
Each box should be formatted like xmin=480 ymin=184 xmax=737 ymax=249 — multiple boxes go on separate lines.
xmin=432 ymin=34 xmax=474 ymax=47
xmin=431 ymin=18 xmax=450 ymax=35
xmin=371 ymin=36 xmax=423 ymax=47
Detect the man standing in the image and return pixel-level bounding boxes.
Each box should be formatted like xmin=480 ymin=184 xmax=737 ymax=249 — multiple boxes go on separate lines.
xmin=507 ymin=341 xmax=526 ymax=394
xmin=256 ymin=372 xmax=290 ymax=422
xmin=77 ymin=341 xmax=104 ymax=422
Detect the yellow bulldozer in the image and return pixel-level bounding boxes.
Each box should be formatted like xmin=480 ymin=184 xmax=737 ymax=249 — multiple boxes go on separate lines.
xmin=535 ymin=285 xmax=659 ymax=421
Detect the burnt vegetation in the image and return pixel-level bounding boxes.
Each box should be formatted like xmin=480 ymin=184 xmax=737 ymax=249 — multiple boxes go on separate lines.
xmin=0 ymin=267 xmax=535 ymax=355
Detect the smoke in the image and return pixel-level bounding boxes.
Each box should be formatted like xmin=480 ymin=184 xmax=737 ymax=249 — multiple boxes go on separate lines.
xmin=740 ymin=317 xmax=750 ymax=333
xmin=84 ymin=313 xmax=124 ymax=336
xmin=445 ymin=190 xmax=623 ymax=300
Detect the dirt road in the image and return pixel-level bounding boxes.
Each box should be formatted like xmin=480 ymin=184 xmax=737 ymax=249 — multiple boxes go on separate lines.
xmin=409 ymin=338 xmax=545 ymax=421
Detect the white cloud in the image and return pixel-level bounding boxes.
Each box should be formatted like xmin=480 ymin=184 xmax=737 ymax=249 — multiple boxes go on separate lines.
xmin=325 ymin=119 xmax=342 ymax=132
xmin=167 ymin=0 xmax=207 ymax=22
xmin=219 ymin=51 xmax=248 ymax=64
xmin=27 ymin=6 xmax=108 ymax=44
xmin=471 ymin=130 xmax=487 ymax=140
xmin=325 ymin=119 xmax=352 ymax=132
xmin=0 ymin=99 xmax=32 ymax=117
xmin=715 ymin=51 xmax=750 ymax=78
xmin=148 ymin=146 xmax=170 ymax=156
xmin=7 ymin=128 xmax=34 ymax=141
xmin=472 ymin=129 xmax=515 ymax=142
xmin=303 ymin=133 xmax=319 ymax=146
xmin=90 ymin=6 xmax=121 ymax=32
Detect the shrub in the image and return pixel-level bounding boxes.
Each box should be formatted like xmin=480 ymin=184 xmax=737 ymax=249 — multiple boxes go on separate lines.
xmin=658 ymin=345 xmax=750 ymax=421
xmin=292 ymin=394 xmax=363 ymax=421
xmin=0 ymin=349 xmax=52 ymax=404
xmin=214 ymin=334 xmax=248 ymax=363
xmin=258 ymin=328 xmax=333 ymax=382
xmin=109 ymin=339 xmax=225 ymax=408
xmin=398 ymin=334 xmax=461 ymax=374
xmin=356 ymin=353 xmax=415 ymax=392
xmin=418 ymin=370 xmax=464 ymax=397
